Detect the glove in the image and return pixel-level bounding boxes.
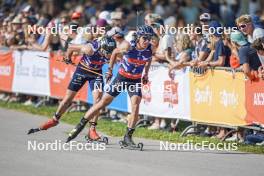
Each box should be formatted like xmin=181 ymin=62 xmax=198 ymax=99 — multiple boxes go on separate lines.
xmin=63 ymin=57 xmax=73 ymax=65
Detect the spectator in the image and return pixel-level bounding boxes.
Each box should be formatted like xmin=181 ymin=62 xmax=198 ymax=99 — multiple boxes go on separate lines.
xmin=110 ymin=11 xmax=128 ymax=35
xmin=251 ymin=37 xmax=264 ymax=79
xmin=236 ymin=14 xmax=264 ymax=43
xmin=198 ymin=21 xmax=227 ymax=68
xmin=189 ymin=25 xmax=210 ymax=67
xmin=245 ymin=131 xmax=264 ymax=145
xmin=230 ymin=30 xmax=261 ymax=80
xmin=168 ymin=34 xmax=193 ymax=72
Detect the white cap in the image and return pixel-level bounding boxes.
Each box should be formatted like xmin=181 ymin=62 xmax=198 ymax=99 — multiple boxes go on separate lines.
xmin=22 ymin=5 xmax=31 ymax=12
xmin=199 ymin=13 xmax=211 ymax=21
xmin=99 ymin=11 xmax=112 ymax=24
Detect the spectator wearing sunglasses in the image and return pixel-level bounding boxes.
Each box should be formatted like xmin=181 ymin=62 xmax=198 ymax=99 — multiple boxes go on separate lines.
xmin=230 ymin=30 xmax=261 ymax=80
xmin=236 ymin=14 xmax=264 ymax=43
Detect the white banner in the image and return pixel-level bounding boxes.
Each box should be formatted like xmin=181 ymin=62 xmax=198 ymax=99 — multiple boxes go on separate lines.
xmin=12 ymin=51 xmax=50 ymax=96
xmin=128 ymin=64 xmax=191 ymax=120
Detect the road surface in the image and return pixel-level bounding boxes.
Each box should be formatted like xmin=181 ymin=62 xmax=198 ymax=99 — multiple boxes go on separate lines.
xmin=0 ymin=108 xmax=263 ymax=176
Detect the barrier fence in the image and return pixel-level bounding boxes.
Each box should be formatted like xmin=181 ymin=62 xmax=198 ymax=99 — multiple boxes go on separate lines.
xmin=0 ymin=50 xmax=263 ymax=127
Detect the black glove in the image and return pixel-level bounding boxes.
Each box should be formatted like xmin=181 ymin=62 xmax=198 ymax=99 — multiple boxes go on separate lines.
xmin=63 ymin=57 xmax=73 ymax=65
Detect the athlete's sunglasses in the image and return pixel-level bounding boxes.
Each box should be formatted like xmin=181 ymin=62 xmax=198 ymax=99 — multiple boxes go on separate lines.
xmin=141 ymin=35 xmax=152 ymax=41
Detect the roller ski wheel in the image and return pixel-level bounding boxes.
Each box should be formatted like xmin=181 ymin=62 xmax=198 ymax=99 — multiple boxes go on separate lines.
xmin=84 ymin=135 xmax=109 ymax=145
xmin=119 ymin=140 xmax=143 ymax=151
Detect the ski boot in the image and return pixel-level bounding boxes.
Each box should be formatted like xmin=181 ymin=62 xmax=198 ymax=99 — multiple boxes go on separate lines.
xmin=66 ymin=117 xmax=88 ymax=143
xmin=84 ymin=122 xmax=108 ymax=144
xmin=27 ymin=115 xmax=59 ymax=135
xmin=119 ymin=128 xmax=143 ymax=151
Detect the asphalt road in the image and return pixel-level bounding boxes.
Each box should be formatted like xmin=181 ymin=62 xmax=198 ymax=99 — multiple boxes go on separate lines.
xmin=0 ymin=107 xmax=263 ymax=176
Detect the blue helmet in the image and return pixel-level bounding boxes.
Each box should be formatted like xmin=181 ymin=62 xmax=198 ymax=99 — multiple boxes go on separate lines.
xmin=136 ymin=25 xmax=154 ymax=37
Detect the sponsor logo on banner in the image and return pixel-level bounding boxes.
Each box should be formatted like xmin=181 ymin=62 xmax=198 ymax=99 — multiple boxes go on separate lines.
xmin=52 ymin=68 xmax=68 ymax=83
xmin=0 ymin=66 xmax=11 ymax=76
xmin=245 ymin=80 xmax=264 ymax=124
xmin=219 ymin=90 xmax=239 ymax=107
xmin=194 ymin=86 xmax=212 ymax=105
xmin=0 ymin=51 xmax=14 ymax=92
xmin=142 ymin=81 xmax=152 ymax=104
xmin=12 ymin=51 xmax=50 ymax=96
xmin=253 ymin=93 xmax=264 ymax=106
xmin=163 ymin=80 xmax=178 ymax=108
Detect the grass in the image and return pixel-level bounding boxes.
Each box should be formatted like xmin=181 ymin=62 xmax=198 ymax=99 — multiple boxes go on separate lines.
xmin=0 ymin=100 xmax=263 ymax=154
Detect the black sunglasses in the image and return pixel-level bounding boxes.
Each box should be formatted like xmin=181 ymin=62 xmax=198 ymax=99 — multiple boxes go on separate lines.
xmin=141 ymin=35 xmax=152 ymax=41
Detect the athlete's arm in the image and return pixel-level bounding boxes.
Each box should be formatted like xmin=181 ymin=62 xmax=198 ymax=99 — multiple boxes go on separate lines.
xmin=108 ymin=40 xmax=130 ymax=71
xmin=66 ymin=43 xmax=94 ymax=60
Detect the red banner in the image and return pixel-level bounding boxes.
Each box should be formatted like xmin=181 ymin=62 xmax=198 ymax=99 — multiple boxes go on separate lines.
xmin=0 ymin=51 xmax=14 ymax=92
xmin=245 ymin=80 xmax=264 ymax=124
xmin=49 ymin=53 xmax=87 ymax=101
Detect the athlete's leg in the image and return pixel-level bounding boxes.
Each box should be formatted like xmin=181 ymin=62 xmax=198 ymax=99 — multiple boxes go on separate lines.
xmin=39 ymin=89 xmax=77 ymax=130
xmin=87 ymin=89 xmax=103 ymax=140
xmin=67 ymin=75 xmax=122 ymax=142
xmin=37 ymin=66 xmax=86 ymax=132
xmin=67 ymin=93 xmax=114 ymax=142
xmin=123 ymin=82 xmax=142 ymax=145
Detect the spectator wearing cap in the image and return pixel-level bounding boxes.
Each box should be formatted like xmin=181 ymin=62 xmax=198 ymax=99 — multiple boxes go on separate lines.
xmin=144 ymin=13 xmax=161 ymax=26
xmin=251 ymin=37 xmax=264 ymax=79
xmin=189 ymin=25 xmax=211 ymax=67
xmin=236 ymin=14 xmax=264 ymax=43
xmin=198 ymin=21 xmax=227 ymax=68
xmin=230 ymin=30 xmax=261 ymax=80
xmin=199 ymin=13 xmax=211 ymax=43
xmin=71 ymin=11 xmax=82 ymax=25
xmin=11 ymin=15 xmax=25 ymax=45
xmin=99 ymin=11 xmax=112 ymax=25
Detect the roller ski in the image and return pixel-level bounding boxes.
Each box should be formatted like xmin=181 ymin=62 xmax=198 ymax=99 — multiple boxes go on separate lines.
xmin=66 ymin=117 xmax=88 ymax=143
xmin=27 ymin=118 xmax=59 ymax=135
xmin=119 ymin=128 xmax=143 ymax=151
xmin=84 ymin=122 xmax=108 ymax=144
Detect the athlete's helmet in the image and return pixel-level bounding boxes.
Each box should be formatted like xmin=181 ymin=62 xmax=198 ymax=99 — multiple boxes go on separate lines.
xmin=136 ymin=25 xmax=154 ymax=37
xmin=100 ymin=36 xmax=116 ymax=55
